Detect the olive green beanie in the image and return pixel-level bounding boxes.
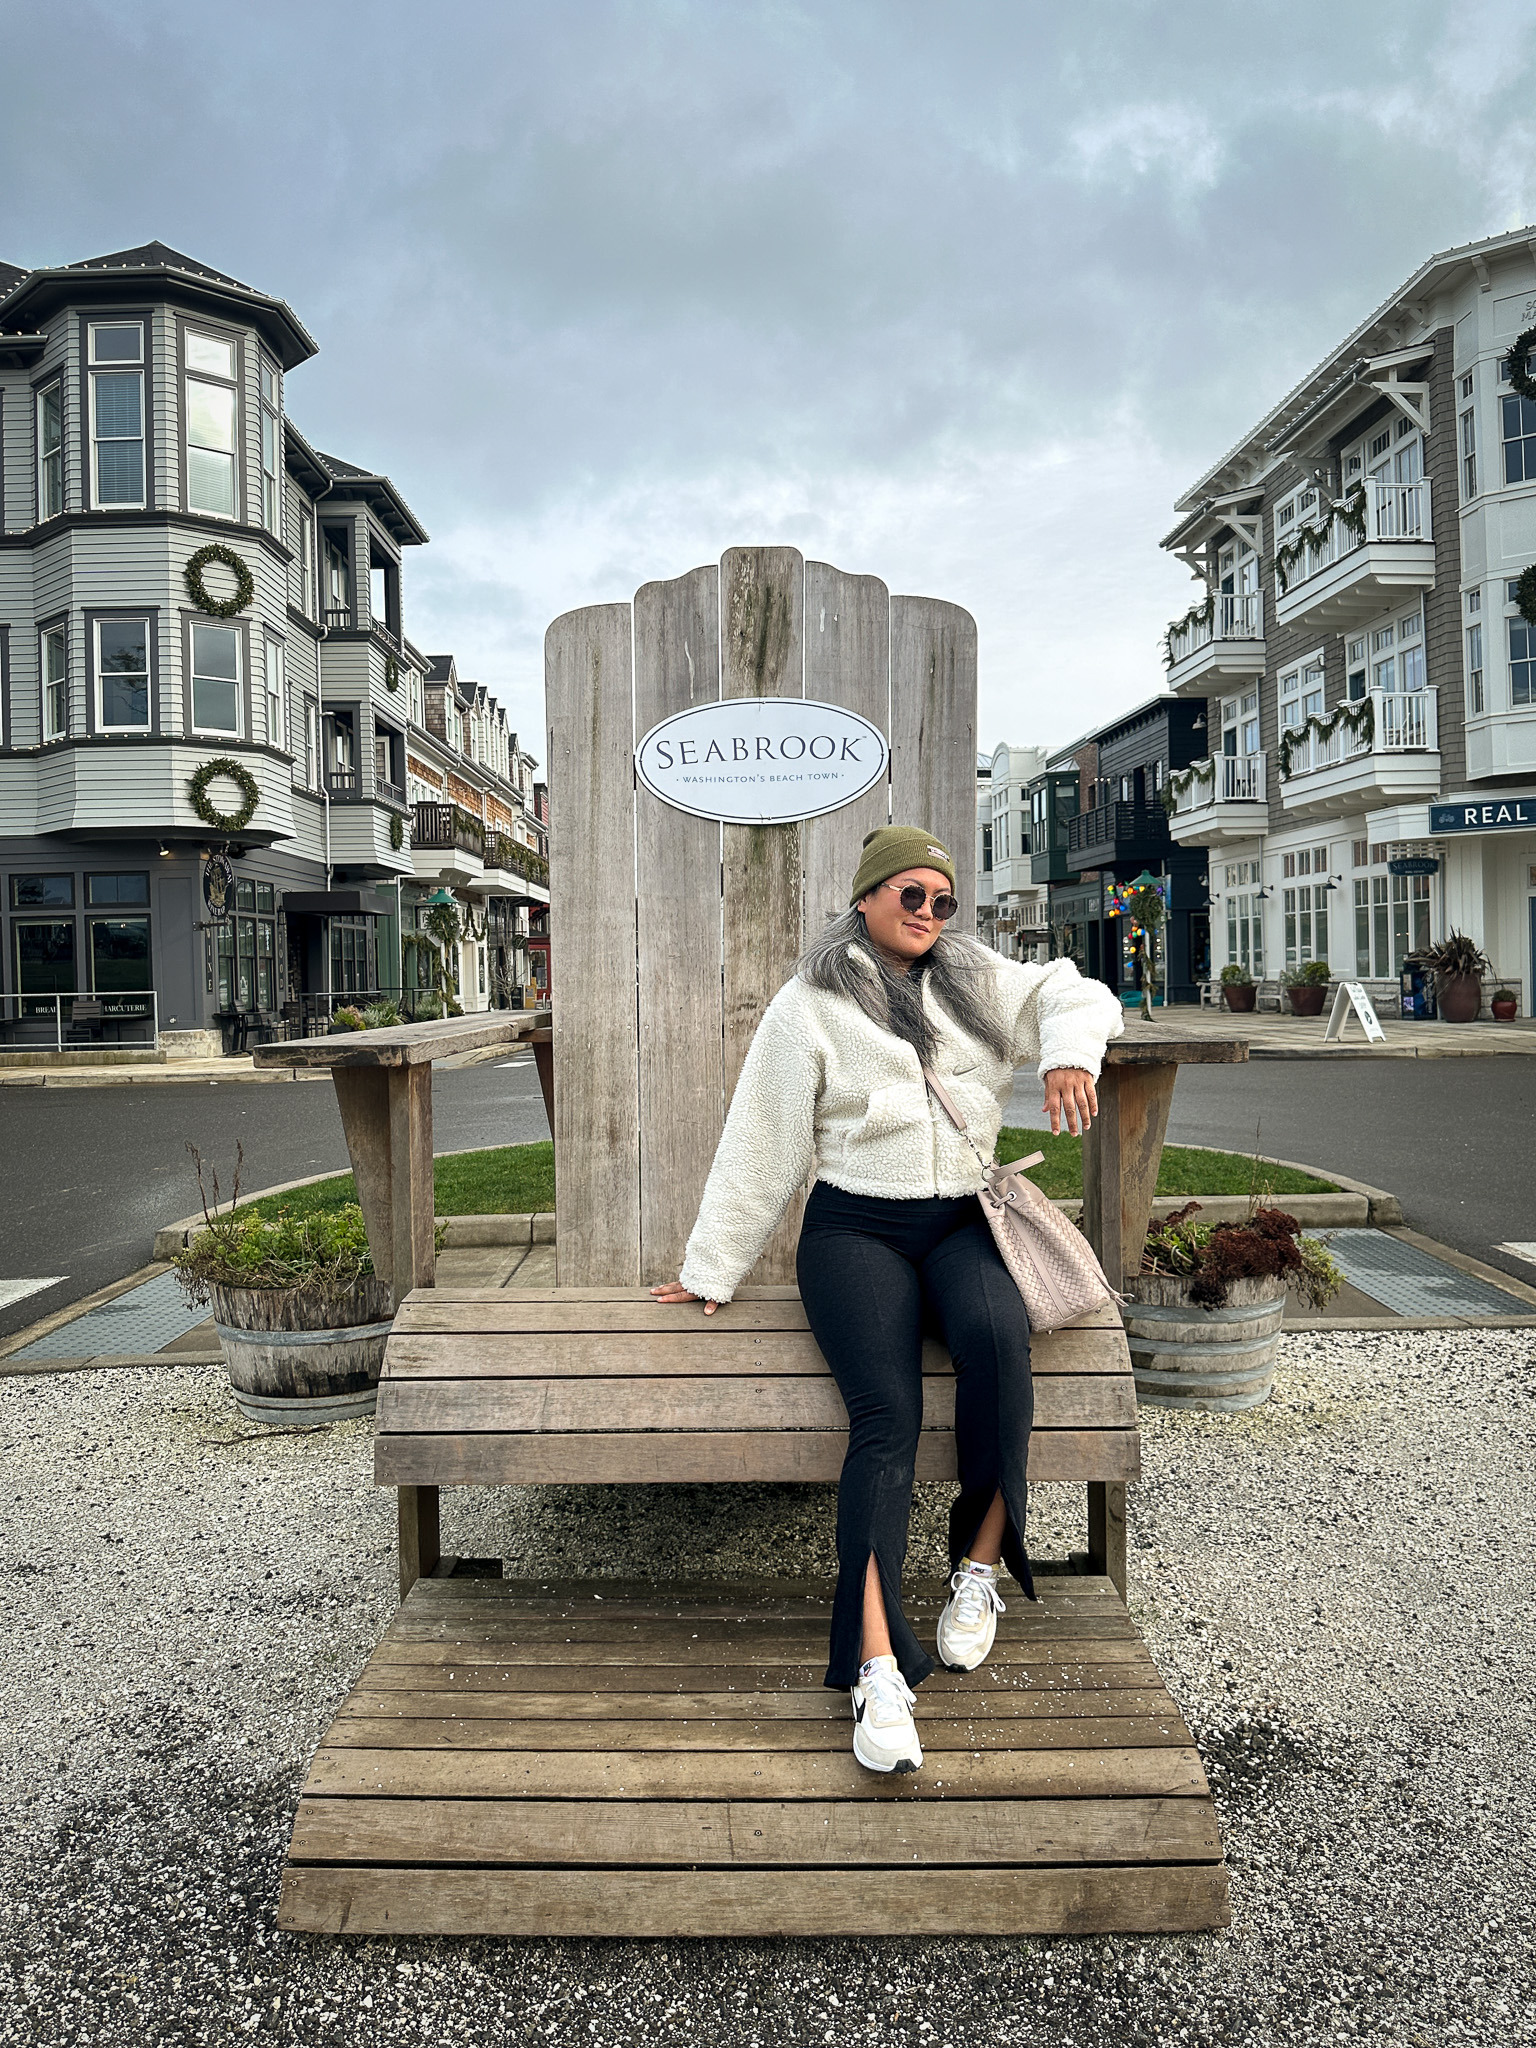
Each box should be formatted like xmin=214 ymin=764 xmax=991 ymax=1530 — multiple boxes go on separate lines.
xmin=849 ymin=825 xmax=956 ymax=906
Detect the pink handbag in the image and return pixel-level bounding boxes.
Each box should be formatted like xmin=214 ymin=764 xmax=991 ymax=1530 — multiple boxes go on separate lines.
xmin=922 ymin=1067 xmax=1121 ymax=1332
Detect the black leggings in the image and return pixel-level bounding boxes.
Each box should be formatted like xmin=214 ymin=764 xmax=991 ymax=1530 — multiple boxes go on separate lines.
xmin=796 ymin=1178 xmax=1034 ymax=1690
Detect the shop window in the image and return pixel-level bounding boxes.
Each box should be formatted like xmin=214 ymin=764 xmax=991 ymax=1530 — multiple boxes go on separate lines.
xmin=1354 ymin=874 xmax=1428 ymax=976
xmin=89 ymin=918 xmax=152 ymax=993
xmin=87 ymin=873 xmax=150 ymax=907
xmin=10 ymin=874 xmax=74 ymax=907
xmin=14 ymin=920 xmax=76 ymax=998
xmin=330 ymin=917 xmax=370 ymax=994
xmin=216 ymin=881 xmax=279 ymax=1010
xmin=1283 ymin=886 xmax=1328 ymax=968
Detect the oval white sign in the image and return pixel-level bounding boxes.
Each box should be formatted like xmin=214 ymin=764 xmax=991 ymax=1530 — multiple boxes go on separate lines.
xmin=634 ymin=698 xmax=890 ymax=825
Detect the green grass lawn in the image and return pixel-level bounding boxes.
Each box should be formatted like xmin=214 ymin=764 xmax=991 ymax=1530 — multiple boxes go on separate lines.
xmin=240 ymin=1133 xmax=1332 ymax=1222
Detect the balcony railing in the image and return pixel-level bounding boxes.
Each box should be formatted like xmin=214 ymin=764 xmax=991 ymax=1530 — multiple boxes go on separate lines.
xmin=1275 ymin=479 xmax=1431 ymax=597
xmin=1166 ymin=589 xmax=1263 ymax=667
xmin=1281 ymin=688 xmax=1438 ymax=779
xmin=378 ymin=778 xmax=405 ymax=806
xmin=325 ymin=767 xmax=358 ymax=796
xmin=412 ymin=799 xmax=485 ymax=857
xmin=1065 ymin=800 xmax=1169 ymax=862
xmin=1170 ymin=753 xmax=1267 ymax=815
xmin=324 ymin=606 xmax=353 ymax=631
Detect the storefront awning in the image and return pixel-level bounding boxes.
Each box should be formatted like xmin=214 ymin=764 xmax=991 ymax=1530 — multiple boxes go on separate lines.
xmin=281 ymin=890 xmax=395 ymax=918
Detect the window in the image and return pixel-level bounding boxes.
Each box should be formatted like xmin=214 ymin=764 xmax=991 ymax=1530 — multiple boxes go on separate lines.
xmin=89 ymin=917 xmax=151 ymax=994
xmin=981 ymin=822 xmax=992 ymax=873
xmin=1510 ymin=616 xmax=1536 ymax=708
xmin=408 ymin=668 xmax=424 ymax=726
xmin=14 ymin=920 xmax=75 ymax=1000
xmin=259 ymin=363 xmax=281 ymax=535
xmin=1461 ymin=408 xmax=1477 ymax=501
xmin=190 ymin=622 xmax=240 ymax=734
xmin=95 ymin=619 xmax=150 ymax=731
xmin=88 ymin=323 xmax=145 ymax=508
xmin=303 ymin=699 xmax=319 ymax=789
xmin=1283 ymin=883 xmax=1329 ymax=969
xmin=1461 ymin=373 xmax=1474 ymax=400
xmin=1467 ymin=621 xmax=1484 ymax=714
xmin=1503 ymin=391 xmax=1536 ymax=484
xmin=216 ymin=879 xmax=278 ymax=1011
xmin=265 ymin=639 xmax=286 ymax=751
xmin=86 ymin=873 xmax=149 ymax=906
xmin=1279 ymin=656 xmax=1324 ymax=730
xmin=330 ymin=917 xmax=370 ymax=994
xmin=36 ymin=382 xmax=63 ymax=519
xmin=1346 ymin=635 xmax=1368 ymax=702
xmin=40 ymin=623 xmax=68 ymax=740
xmin=1355 ymin=874 xmax=1429 ymax=976
xmin=1352 ymin=839 xmax=1369 ymax=868
xmin=10 ymin=874 xmax=73 ymax=907
xmin=184 ymin=328 xmax=237 ymax=518
xmin=299 ymin=506 xmax=315 ymax=618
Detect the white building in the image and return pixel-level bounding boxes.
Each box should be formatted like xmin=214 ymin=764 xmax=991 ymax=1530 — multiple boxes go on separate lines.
xmin=978 ymin=742 xmax=1050 ymax=959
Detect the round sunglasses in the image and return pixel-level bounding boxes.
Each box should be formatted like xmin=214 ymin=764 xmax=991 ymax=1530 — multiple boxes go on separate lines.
xmin=882 ymin=879 xmax=958 ymax=920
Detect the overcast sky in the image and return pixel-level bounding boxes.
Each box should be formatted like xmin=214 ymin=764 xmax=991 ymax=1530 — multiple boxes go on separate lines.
xmin=7 ymin=0 xmax=1536 ymax=756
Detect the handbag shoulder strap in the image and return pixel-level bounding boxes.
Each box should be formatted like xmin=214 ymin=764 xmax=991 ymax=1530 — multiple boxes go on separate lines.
xmin=922 ymin=1066 xmax=1045 ymax=1182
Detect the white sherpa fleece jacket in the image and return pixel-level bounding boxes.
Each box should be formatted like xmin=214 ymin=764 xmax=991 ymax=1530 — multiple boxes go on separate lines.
xmin=678 ymin=952 xmax=1123 ymax=1303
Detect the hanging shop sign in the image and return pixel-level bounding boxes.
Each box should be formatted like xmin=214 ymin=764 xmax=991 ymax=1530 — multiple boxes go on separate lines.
xmin=202 ymin=851 xmax=235 ymax=921
xmin=1387 ymin=857 xmax=1440 ymax=876
xmin=634 ymin=698 xmax=889 ymax=825
xmin=1429 ymin=797 xmax=1536 ymax=834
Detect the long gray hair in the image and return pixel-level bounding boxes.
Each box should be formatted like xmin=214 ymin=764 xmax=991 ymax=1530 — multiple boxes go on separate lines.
xmin=797 ymin=908 xmax=1012 ymax=1066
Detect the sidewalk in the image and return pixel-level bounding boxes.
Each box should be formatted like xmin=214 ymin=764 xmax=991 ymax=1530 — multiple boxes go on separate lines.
xmin=1142 ymin=1005 xmax=1536 ymax=1057
xmin=0 ymin=1040 xmax=510 ymax=1086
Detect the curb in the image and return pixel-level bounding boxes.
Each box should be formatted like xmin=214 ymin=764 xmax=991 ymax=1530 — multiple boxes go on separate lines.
xmin=1253 ymin=1156 xmax=1401 ymax=1226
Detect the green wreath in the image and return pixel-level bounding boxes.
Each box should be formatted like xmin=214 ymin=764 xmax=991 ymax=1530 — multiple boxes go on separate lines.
xmin=385 ymin=655 xmax=400 ymax=692
xmin=188 ymin=756 xmax=260 ymax=832
xmin=184 ymin=542 xmax=255 ymax=619
xmin=1517 ymin=563 xmax=1536 ymax=627
xmin=390 ymin=812 xmax=405 ymax=850
xmin=1509 ymin=326 xmax=1536 ymax=405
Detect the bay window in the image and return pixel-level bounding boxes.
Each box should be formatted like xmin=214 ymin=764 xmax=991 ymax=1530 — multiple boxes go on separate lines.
xmin=88 ymin=323 xmax=145 ymax=509
xmin=95 ymin=618 xmax=150 ymax=731
xmin=265 ymin=637 xmax=286 ymax=751
xmin=184 ymin=328 xmax=238 ymax=518
xmin=190 ymin=622 xmax=241 ymax=735
xmin=36 ymin=382 xmax=63 ymax=519
xmin=259 ymin=362 xmax=281 ymax=535
xmin=40 ymin=623 xmax=68 ymax=740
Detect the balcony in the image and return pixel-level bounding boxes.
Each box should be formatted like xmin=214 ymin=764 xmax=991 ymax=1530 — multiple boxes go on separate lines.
xmin=1278 ymin=689 xmax=1441 ymax=819
xmin=324 ymin=606 xmax=353 ymax=632
xmin=1273 ymin=479 xmax=1435 ymax=631
xmin=410 ymin=799 xmax=485 ymax=882
xmin=474 ymin=830 xmax=552 ymax=905
xmin=378 ymin=778 xmax=405 ymax=807
xmin=1166 ymin=752 xmax=1270 ymax=848
xmin=1164 ymin=589 xmax=1265 ymax=698
xmin=1065 ymin=800 xmax=1170 ymax=870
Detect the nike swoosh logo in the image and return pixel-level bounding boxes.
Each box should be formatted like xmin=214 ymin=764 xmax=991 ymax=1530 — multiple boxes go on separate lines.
xmin=853 ymin=1697 xmax=866 ymax=1722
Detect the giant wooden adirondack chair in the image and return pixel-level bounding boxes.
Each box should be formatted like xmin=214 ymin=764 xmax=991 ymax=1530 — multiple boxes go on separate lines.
xmin=275 ymin=547 xmax=1240 ymax=1939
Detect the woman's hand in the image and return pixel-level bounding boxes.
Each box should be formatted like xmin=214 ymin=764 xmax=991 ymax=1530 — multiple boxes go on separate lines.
xmin=650 ymin=1279 xmax=720 ymax=1316
xmin=1043 ymin=1066 xmax=1097 ymax=1136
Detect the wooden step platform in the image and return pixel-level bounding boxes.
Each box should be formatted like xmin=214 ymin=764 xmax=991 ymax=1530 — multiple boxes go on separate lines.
xmin=279 ymin=1574 xmax=1229 ymax=1937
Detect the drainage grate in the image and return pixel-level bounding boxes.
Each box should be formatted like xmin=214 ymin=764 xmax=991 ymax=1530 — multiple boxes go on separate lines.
xmin=1323 ymin=1229 xmax=1528 ymax=1321
xmin=12 ymin=1269 xmax=212 ymax=1359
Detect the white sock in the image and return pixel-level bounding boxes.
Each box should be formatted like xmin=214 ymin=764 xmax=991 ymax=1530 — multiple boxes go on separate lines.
xmin=858 ymin=1654 xmax=897 ymax=1682
xmin=958 ymin=1556 xmax=996 ymax=1577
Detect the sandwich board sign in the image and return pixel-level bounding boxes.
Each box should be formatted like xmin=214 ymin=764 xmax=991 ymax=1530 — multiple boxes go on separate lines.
xmin=1323 ymin=980 xmax=1386 ymax=1044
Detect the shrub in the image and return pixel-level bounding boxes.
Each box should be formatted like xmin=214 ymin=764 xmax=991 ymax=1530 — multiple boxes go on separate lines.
xmin=172 ymin=1146 xmax=374 ymax=1304
xmin=1280 ymin=960 xmax=1332 ymax=987
xmin=361 ymin=1000 xmax=403 ymax=1028
xmin=1141 ymin=1199 xmax=1343 ymax=1312
xmin=1426 ymin=929 xmax=1490 ymax=981
xmin=1219 ymin=963 xmax=1254 ymax=987
xmin=331 ymin=1005 xmax=366 ymax=1032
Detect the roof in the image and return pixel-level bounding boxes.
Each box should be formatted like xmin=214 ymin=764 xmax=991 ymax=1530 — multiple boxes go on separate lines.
xmin=425 ymin=655 xmax=455 ymax=683
xmin=0 ymin=239 xmax=317 ymax=369
xmin=315 ymin=451 xmax=429 ymax=545
xmin=282 ymin=419 xmax=331 ymax=496
xmin=1165 ymin=223 xmax=1536 ymax=536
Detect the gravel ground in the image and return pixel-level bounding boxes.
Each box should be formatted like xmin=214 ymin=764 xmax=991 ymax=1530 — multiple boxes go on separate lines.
xmin=2 ymin=1330 xmax=1533 ymax=2047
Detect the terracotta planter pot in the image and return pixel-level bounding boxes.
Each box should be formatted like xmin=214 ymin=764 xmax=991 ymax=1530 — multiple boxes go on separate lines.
xmin=1436 ymin=973 xmax=1482 ymax=1024
xmin=209 ymin=1276 xmax=395 ymax=1426
xmin=1222 ymin=984 xmax=1256 ymax=1012
xmin=1287 ymin=985 xmax=1327 ymax=1017
xmin=1493 ymin=998 xmax=1519 ymax=1020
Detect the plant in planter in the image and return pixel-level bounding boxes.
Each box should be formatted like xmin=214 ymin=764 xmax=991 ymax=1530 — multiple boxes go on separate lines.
xmin=1426 ymin=929 xmax=1491 ymax=1024
xmin=1219 ymin=963 xmax=1256 ymax=1013
xmin=1280 ymin=959 xmax=1331 ymax=1017
xmin=1491 ymin=987 xmax=1520 ymax=1021
xmin=1124 ymin=1199 xmax=1343 ymax=1412
xmin=361 ymin=999 xmax=403 ymax=1028
xmin=173 ymin=1146 xmax=396 ymax=1426
xmin=331 ymin=1005 xmax=367 ymax=1033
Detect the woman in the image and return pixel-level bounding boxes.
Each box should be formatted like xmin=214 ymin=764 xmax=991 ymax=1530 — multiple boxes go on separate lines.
xmin=652 ymin=824 xmax=1122 ymax=1774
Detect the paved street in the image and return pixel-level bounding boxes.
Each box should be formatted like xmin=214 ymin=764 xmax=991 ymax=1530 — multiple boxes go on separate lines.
xmin=3 ymin=1052 xmax=1531 ymax=1342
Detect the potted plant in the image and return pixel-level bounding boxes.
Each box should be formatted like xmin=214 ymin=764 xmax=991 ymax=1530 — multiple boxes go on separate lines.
xmin=1124 ymin=1200 xmax=1343 ymax=1412
xmin=1491 ymin=986 xmax=1520 ymax=1021
xmin=1426 ymin=929 xmax=1491 ymax=1024
xmin=1219 ymin=963 xmax=1256 ymax=1013
xmin=173 ymin=1148 xmax=396 ymax=1426
xmin=1280 ymin=959 xmax=1331 ymax=1017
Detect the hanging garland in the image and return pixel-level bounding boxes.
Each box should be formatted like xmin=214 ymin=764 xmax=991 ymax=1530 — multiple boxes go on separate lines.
xmin=1508 ymin=326 xmax=1536 ymax=404
xmin=390 ymin=812 xmax=405 ymax=851
xmin=385 ymin=655 xmax=400 ymax=692
xmin=461 ymin=898 xmax=486 ymax=941
xmin=1161 ymin=589 xmax=1214 ymax=669
xmin=187 ymin=756 xmax=260 ymax=832
xmin=1516 ymin=563 xmax=1536 ymax=627
xmin=1161 ymin=759 xmax=1215 ymax=816
xmin=1274 ymin=483 xmax=1367 ymax=594
xmin=1276 ymin=698 xmax=1375 ymax=779
xmin=1107 ymin=877 xmax=1167 ymax=944
xmin=184 ymin=542 xmax=255 ymax=619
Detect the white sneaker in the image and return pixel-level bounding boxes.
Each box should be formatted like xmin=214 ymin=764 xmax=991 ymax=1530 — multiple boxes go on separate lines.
xmin=936 ymin=1559 xmax=1006 ymax=1672
xmin=851 ymin=1656 xmax=923 ymax=1774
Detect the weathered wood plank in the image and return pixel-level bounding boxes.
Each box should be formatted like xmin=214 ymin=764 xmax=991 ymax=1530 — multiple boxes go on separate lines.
xmin=253 ymin=1010 xmax=546 ymax=1070
xmin=720 ymin=545 xmax=804 ymax=1284
xmin=374 ymin=1427 xmax=1142 ymax=1487
xmin=1082 ymin=1062 xmax=1178 ymax=1289
xmin=306 ymin=1712 xmax=1190 ymax=1753
xmin=1103 ymin=1028 xmax=1249 ymax=1065
xmin=305 ymin=1743 xmax=1209 ymax=1802
xmin=801 ymin=561 xmax=890 ymax=938
xmin=888 ymin=596 xmax=978 ymax=932
xmin=381 ymin=1325 xmax=1130 ymax=1378
xmin=376 ymin=1373 xmax=1134 ymax=1436
xmin=279 ymin=1862 xmax=1233 ymax=1937
xmin=337 ymin=1686 xmax=1180 ymax=1725
xmin=546 ymin=602 xmax=641 ymax=1284
xmin=389 ymin=1291 xmax=1126 ymax=1340
xmin=365 ymin=1639 xmax=1156 ymax=1676
xmin=634 ymin=564 xmax=724 ymax=1286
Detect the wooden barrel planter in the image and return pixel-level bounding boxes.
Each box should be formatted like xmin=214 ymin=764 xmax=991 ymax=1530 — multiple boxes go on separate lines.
xmin=209 ymin=1277 xmax=395 ymax=1426
xmin=1122 ymin=1275 xmax=1286 ymax=1413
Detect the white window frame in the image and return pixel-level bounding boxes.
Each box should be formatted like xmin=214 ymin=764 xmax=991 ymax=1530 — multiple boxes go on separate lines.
xmin=87 ymin=322 xmax=146 ymax=511
xmin=40 ymin=623 xmax=68 ymax=741
xmin=1278 ymin=651 xmax=1325 ymax=731
xmin=189 ymin=621 xmax=243 ymax=739
xmin=265 ymin=637 xmax=287 ymax=752
xmin=36 ymin=381 xmax=64 ymax=521
xmin=1461 ymin=406 xmax=1477 ymax=502
xmin=93 ymin=615 xmax=152 ymax=733
xmin=259 ymin=361 xmax=282 ymax=536
xmin=303 ymin=698 xmax=319 ymax=790
xmin=299 ymin=506 xmax=315 ymax=618
xmin=183 ymin=326 xmax=239 ymax=521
